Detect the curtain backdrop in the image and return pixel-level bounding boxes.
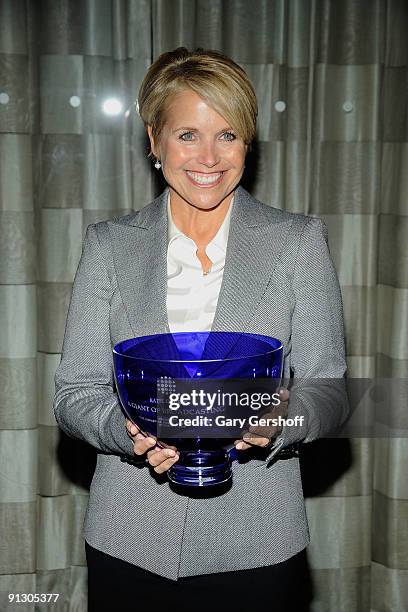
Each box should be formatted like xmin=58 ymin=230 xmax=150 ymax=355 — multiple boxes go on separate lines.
xmin=0 ymin=1 xmax=407 ymax=610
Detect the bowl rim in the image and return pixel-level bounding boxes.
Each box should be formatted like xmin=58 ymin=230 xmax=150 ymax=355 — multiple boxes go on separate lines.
xmin=112 ymin=331 xmax=283 ymax=364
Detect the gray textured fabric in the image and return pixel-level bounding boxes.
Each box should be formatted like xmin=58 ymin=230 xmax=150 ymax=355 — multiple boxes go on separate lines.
xmin=53 ymin=185 xmax=347 ymax=580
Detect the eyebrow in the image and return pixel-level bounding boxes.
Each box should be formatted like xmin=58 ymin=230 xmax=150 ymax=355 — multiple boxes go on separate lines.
xmin=172 ymin=126 xmax=233 ymax=135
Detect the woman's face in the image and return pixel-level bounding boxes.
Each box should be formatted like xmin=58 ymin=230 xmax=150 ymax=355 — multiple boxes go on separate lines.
xmin=147 ymin=89 xmax=248 ymax=211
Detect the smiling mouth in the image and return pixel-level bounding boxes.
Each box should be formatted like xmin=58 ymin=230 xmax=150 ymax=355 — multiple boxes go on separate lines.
xmin=185 ymin=170 xmax=224 ymax=186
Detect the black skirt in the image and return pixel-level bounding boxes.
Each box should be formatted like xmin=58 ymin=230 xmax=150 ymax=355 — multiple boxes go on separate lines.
xmin=85 ymin=539 xmax=313 ymax=611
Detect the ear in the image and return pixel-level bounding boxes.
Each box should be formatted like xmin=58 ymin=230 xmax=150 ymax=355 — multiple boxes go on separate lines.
xmin=146 ymin=125 xmax=158 ymax=158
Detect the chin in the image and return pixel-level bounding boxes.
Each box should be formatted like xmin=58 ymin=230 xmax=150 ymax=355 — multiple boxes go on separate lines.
xmin=188 ymin=194 xmax=231 ymax=210
xmin=168 ymin=180 xmax=237 ymax=210
xmin=187 ymin=184 xmax=235 ymax=201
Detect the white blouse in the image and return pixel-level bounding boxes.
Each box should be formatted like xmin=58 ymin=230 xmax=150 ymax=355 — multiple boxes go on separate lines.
xmin=166 ymin=192 xmax=233 ymax=339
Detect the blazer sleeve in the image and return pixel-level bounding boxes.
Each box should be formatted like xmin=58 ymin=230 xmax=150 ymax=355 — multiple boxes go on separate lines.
xmin=53 ymin=223 xmax=134 ymax=457
xmin=265 ymin=216 xmax=349 ymax=463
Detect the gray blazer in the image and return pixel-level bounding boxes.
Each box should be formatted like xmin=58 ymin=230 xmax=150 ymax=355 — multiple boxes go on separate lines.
xmin=53 ymin=185 xmax=348 ymax=580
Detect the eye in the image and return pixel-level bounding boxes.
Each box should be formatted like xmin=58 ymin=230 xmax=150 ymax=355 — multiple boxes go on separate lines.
xmin=221 ymin=131 xmax=237 ymax=141
xmin=179 ymin=132 xmax=195 ymax=141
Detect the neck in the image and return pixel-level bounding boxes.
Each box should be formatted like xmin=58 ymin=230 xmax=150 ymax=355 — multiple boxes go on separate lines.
xmin=169 ymin=190 xmax=234 ymax=247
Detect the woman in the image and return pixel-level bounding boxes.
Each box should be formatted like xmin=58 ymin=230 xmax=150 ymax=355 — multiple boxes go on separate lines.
xmin=54 ymin=47 xmax=347 ymax=610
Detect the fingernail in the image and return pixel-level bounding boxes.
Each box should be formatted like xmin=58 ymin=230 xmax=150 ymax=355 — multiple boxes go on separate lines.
xmin=146 ymin=437 xmax=156 ymax=446
xmin=235 ymin=442 xmax=244 ymax=450
xmin=166 ymin=450 xmax=176 ymax=458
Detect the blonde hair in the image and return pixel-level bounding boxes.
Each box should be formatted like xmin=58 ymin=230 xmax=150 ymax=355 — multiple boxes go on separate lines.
xmin=137 ymin=47 xmax=258 ymax=158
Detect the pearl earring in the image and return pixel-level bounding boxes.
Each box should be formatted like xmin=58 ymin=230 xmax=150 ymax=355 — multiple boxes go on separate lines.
xmin=154 ymin=159 xmax=161 ymax=170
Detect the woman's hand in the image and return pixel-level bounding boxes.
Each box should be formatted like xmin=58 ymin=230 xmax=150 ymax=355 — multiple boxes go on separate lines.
xmin=234 ymin=388 xmax=290 ymax=451
xmin=125 ymin=419 xmax=180 ymax=474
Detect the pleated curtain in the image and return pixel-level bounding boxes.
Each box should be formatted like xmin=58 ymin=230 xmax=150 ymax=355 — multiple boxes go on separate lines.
xmin=0 ymin=1 xmax=407 ymax=610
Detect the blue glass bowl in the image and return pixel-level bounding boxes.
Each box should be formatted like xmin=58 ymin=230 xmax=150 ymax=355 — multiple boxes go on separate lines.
xmin=113 ymin=332 xmax=283 ymax=487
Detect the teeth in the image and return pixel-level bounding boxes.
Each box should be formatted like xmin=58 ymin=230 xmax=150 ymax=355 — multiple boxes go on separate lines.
xmin=186 ymin=171 xmax=222 ymax=185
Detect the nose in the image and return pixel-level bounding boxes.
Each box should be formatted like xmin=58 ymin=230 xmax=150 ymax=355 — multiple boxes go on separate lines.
xmin=196 ymin=138 xmax=220 ymax=167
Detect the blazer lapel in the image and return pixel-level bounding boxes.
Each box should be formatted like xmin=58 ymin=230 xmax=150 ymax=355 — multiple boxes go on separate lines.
xmin=203 ymin=186 xmax=293 ymax=360
xmin=108 ymin=188 xmax=171 ymax=339
xmin=211 ymin=186 xmax=289 ymax=331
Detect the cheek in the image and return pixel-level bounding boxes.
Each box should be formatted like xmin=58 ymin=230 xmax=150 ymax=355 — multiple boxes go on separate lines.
xmin=223 ymin=144 xmax=246 ymax=163
xmin=164 ymin=143 xmax=191 ymax=165
xmin=230 ymin=150 xmax=246 ymax=167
